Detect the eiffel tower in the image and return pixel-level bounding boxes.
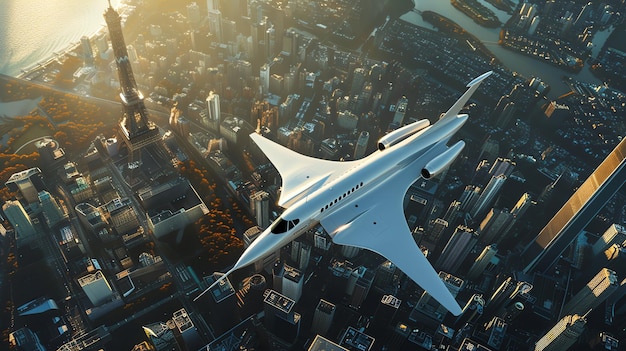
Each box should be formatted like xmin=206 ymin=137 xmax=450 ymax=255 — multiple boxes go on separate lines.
xmin=104 ymin=1 xmax=160 ymax=183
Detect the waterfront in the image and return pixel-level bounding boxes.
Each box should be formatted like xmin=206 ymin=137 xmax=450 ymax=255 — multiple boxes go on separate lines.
xmin=0 ymin=0 xmax=121 ymax=77
xmin=0 ymin=0 xmax=612 ymax=98
xmin=401 ymin=0 xmax=610 ymax=97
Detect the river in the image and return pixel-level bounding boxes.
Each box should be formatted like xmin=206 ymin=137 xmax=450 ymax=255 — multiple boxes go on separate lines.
xmin=400 ymin=0 xmax=612 ymax=98
xmin=0 ymin=0 xmax=612 ymax=98
xmin=0 ymin=0 xmax=121 ymax=77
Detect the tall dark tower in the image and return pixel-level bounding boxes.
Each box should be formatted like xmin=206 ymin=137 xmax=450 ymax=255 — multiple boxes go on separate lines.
xmin=104 ymin=1 xmax=160 ymax=165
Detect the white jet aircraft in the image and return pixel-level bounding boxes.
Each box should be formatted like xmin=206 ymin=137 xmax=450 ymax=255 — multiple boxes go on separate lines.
xmin=195 ymin=71 xmax=493 ymax=315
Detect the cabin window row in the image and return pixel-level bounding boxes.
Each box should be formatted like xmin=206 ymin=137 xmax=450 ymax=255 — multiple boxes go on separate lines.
xmin=320 ymin=182 xmax=364 ymax=213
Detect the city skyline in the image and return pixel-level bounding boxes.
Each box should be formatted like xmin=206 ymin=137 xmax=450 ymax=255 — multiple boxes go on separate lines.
xmin=1 ymin=1 xmax=626 ymax=350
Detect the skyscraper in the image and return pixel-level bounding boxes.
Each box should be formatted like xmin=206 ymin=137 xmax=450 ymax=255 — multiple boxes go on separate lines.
xmin=428 ymin=218 xmax=449 ymax=245
xmin=459 ymin=185 xmax=482 ymax=212
xmin=466 ymin=244 xmax=498 ymax=280
xmin=38 ymin=190 xmax=66 ymax=227
xmin=282 ymin=263 xmax=304 ymax=302
xmin=371 ymin=295 xmax=401 ymax=339
xmin=208 ymin=9 xmax=223 ymax=43
xmin=455 ymin=294 xmax=485 ymax=327
xmin=2 ymin=200 xmax=36 ymax=243
xmin=250 ymin=190 xmax=270 ymax=229
xmin=5 ymin=167 xmax=46 ymax=204
xmin=104 ymin=2 xmax=160 ymax=167
xmin=80 ymin=36 xmax=95 ymax=66
xmin=260 ymin=63 xmax=270 ymax=95
xmin=470 ymin=174 xmax=507 ymax=220
xmin=523 ymin=137 xmax=626 ymax=274
xmin=78 ymin=271 xmax=113 ymax=306
xmin=263 ymin=289 xmax=301 ymax=344
xmin=488 ymin=158 xmax=516 ymax=178
xmin=354 ymin=131 xmax=370 ymax=159
xmin=312 ymin=299 xmax=335 ymax=336
xmin=562 ymin=268 xmax=619 ymax=317
xmin=392 ymin=96 xmax=408 ymax=126
xmin=534 ymin=314 xmax=587 ymax=351
xmin=591 ymin=224 xmax=626 ymax=256
xmin=478 ymin=208 xmax=514 ymax=244
xmin=436 ymin=226 xmax=478 ymax=274
xmin=206 ymin=91 xmax=220 ymax=132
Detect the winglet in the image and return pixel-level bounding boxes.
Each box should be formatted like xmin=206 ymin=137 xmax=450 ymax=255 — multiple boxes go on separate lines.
xmin=440 ymin=71 xmax=493 ymax=121
xmin=467 ymin=70 xmax=493 ymax=87
xmin=193 ymin=269 xmax=235 ymax=302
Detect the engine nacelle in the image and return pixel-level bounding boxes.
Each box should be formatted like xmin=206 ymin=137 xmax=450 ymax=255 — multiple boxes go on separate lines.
xmin=378 ymin=119 xmax=430 ymax=151
xmin=421 ymin=140 xmax=465 ymax=179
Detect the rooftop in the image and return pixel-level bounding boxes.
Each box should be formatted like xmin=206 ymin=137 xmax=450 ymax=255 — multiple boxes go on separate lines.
xmin=308 ymin=335 xmax=349 ymax=351
xmin=340 ymin=326 xmax=375 ymax=351
xmin=263 ymin=289 xmax=295 ymax=314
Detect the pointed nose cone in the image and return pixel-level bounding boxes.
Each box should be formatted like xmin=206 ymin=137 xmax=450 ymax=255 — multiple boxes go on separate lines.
xmin=232 ymin=229 xmax=284 ymax=271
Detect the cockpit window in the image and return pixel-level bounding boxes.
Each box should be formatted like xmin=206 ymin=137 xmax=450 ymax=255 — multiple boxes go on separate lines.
xmin=270 ymin=218 xmax=300 ymax=234
xmin=271 ymin=218 xmax=289 ymax=234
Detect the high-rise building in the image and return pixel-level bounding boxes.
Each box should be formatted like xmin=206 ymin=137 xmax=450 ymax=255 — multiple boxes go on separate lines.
xmin=5 ymin=167 xmax=46 ymax=204
xmin=495 ymin=102 xmax=516 ymax=129
xmin=186 ymin=2 xmax=201 ymax=27
xmin=308 ymin=335 xmax=348 ymax=351
xmin=534 ymin=314 xmax=587 ymax=351
xmin=459 ymin=185 xmax=482 ymax=212
xmin=428 ymin=218 xmax=449 ymax=245
xmin=467 ymin=244 xmax=498 ymax=280
xmin=260 ymin=63 xmax=270 ymax=95
xmin=371 ymin=295 xmax=401 ymax=339
xmin=392 ymin=96 xmax=408 ymax=126
xmin=80 ymin=36 xmax=95 ymax=66
xmin=312 ymin=299 xmax=335 ymax=336
xmin=172 ymin=308 xmax=203 ymax=350
xmin=511 ymin=192 xmax=533 ymax=217
xmin=290 ymin=239 xmax=310 ymax=270
xmin=478 ymin=208 xmax=514 ymax=244
xmin=480 ymin=317 xmax=506 ymax=350
xmin=455 ymin=294 xmax=485 ymax=327
xmin=2 ymin=200 xmax=36 ymax=244
xmin=470 ymin=175 xmax=507 ymax=220
xmin=562 ymin=268 xmax=619 ymax=317
xmin=206 ymin=0 xmax=218 ymax=12
xmin=78 ymin=271 xmax=113 ymax=306
xmin=592 ymin=224 xmax=626 ymax=256
xmin=250 ymin=190 xmax=270 ymax=229
xmin=436 ymin=226 xmax=478 ymax=274
xmin=486 ymin=276 xmax=515 ymax=312
xmin=373 ymin=260 xmax=397 ymax=292
xmin=340 ymin=326 xmax=375 ymax=351
xmin=38 ymin=190 xmax=66 ymax=227
xmin=282 ymin=263 xmax=303 ymax=302
xmin=354 ymin=131 xmax=370 ymax=159
xmin=351 ymin=67 xmax=367 ymax=92
xmin=208 ymin=9 xmax=223 ymax=42
xmin=206 ymin=91 xmax=220 ymax=132
xmin=523 ymin=137 xmax=626 ymax=274
xmin=577 ymin=244 xmax=626 ymax=291
xmin=104 ymin=3 xmax=160 ymax=167
xmin=488 ymin=158 xmax=516 ymax=178
xmin=443 ymin=200 xmax=462 ymax=225
xmin=350 ymin=267 xmax=375 ymax=309
xmin=263 ymin=289 xmax=301 ymax=344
